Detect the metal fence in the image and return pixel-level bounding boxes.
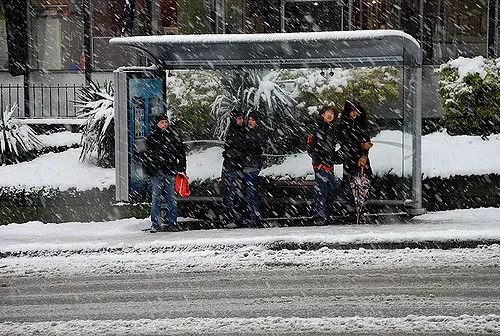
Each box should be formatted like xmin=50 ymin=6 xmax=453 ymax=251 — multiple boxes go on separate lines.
xmin=0 ymin=84 xmax=84 ymax=118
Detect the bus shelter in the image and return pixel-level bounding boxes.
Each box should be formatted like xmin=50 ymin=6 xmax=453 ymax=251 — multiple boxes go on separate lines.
xmin=110 ymin=30 xmax=425 ymax=216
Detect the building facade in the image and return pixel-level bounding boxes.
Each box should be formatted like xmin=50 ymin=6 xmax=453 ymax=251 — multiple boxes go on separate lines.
xmin=0 ymin=0 xmax=498 ymax=117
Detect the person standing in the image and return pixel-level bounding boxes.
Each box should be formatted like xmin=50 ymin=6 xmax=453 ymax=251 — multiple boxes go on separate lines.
xmin=143 ymin=114 xmax=186 ymax=233
xmin=221 ymin=109 xmax=246 ymax=228
xmin=338 ymin=100 xmax=373 ymax=223
xmin=307 ymin=105 xmax=339 ymax=224
xmin=242 ymin=111 xmax=268 ymax=228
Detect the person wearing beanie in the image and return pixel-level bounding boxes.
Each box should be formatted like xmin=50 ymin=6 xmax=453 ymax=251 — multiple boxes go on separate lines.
xmin=306 ymin=105 xmax=339 ymax=224
xmin=221 ymin=109 xmax=246 ymax=229
xmin=242 ymin=111 xmax=268 ymax=228
xmin=142 ymin=113 xmax=186 ymax=232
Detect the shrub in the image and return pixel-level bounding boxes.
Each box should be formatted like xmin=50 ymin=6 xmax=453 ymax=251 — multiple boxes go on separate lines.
xmin=289 ymin=67 xmax=399 ymax=122
xmin=76 ymin=80 xmax=115 ymax=168
xmin=211 ymin=70 xmax=297 ymax=152
xmin=0 ymin=104 xmax=43 ymax=165
xmin=166 ymin=71 xmax=218 ymax=140
xmin=436 ymin=56 xmax=500 ymax=137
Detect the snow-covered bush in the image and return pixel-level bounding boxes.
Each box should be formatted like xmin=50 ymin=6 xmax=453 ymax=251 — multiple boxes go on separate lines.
xmin=436 ymin=56 xmax=500 ymax=137
xmin=76 ymin=81 xmax=115 ymax=168
xmin=211 ymin=70 xmax=298 ymax=153
xmin=289 ymin=67 xmax=399 ymax=121
xmin=0 ymin=104 xmax=43 ymax=165
xmin=166 ymin=71 xmax=218 ymax=140
xmin=212 ymin=70 xmax=296 ymax=140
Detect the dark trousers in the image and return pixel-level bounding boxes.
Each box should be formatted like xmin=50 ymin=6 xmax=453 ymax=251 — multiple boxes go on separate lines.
xmin=221 ymin=167 xmax=244 ymax=225
xmin=244 ymin=170 xmax=262 ymax=226
xmin=312 ymin=167 xmax=336 ymax=219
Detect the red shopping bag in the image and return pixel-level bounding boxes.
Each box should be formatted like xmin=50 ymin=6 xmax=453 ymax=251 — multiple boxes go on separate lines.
xmin=175 ymin=173 xmax=191 ymax=197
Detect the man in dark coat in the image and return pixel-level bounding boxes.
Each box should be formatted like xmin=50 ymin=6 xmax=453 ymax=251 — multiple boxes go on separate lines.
xmin=143 ymin=114 xmax=186 ymax=232
xmin=242 ymin=111 xmax=268 ymax=227
xmin=307 ymin=105 xmax=339 ymax=224
xmin=221 ymin=109 xmax=246 ymax=228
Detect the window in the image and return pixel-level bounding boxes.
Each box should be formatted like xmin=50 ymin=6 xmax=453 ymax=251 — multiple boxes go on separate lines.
xmin=31 ymin=0 xmax=84 ymax=71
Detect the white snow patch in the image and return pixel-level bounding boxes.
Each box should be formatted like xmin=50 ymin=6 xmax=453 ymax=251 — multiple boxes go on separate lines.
xmin=1 ymin=315 xmax=498 ymax=335
xmin=37 ymin=131 xmax=82 ymax=148
xmin=0 ymin=148 xmax=114 ymax=191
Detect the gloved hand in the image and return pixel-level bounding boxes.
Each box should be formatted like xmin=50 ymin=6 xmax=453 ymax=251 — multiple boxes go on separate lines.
xmin=357 ymin=155 xmax=367 ymax=168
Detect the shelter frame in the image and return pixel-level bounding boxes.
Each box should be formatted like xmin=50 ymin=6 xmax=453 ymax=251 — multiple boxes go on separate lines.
xmin=111 ymin=30 xmax=425 ymax=215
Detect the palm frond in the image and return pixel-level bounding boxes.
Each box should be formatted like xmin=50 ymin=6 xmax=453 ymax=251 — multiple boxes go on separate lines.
xmin=0 ymin=104 xmax=43 ymax=164
xmin=76 ymin=80 xmax=115 ymax=167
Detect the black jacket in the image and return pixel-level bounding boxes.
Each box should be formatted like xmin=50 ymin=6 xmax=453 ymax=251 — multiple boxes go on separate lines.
xmin=142 ymin=127 xmax=186 ymax=177
xmin=243 ymin=125 xmax=268 ymax=171
xmin=222 ymin=120 xmax=246 ymax=171
xmin=338 ymin=101 xmax=372 ymax=177
xmin=307 ymin=119 xmax=338 ymax=167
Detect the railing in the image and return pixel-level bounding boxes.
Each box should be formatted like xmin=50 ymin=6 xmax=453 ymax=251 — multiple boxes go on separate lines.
xmin=0 ymin=84 xmax=84 ymax=118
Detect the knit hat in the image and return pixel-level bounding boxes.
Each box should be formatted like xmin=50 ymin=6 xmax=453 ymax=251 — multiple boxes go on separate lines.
xmin=155 ymin=114 xmax=169 ymax=123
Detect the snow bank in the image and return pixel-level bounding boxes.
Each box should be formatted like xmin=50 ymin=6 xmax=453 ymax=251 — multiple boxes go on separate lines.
xmin=0 ymin=130 xmax=498 ymax=191
xmin=1 ymin=208 xmax=499 ymax=255
xmin=0 ymin=148 xmax=114 ymax=191
xmin=2 ymin=315 xmax=498 ymax=336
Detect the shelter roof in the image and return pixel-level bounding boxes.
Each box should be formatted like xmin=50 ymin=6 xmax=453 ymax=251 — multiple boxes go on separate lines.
xmin=110 ymin=30 xmax=422 ymax=69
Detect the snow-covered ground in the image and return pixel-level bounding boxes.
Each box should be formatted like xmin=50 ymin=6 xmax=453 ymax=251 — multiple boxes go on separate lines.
xmin=1 ymin=208 xmax=499 ymax=335
xmin=0 ymin=131 xmax=498 ymax=191
xmin=2 ymin=315 xmax=498 ymax=336
xmin=1 ymin=207 xmax=499 ymax=257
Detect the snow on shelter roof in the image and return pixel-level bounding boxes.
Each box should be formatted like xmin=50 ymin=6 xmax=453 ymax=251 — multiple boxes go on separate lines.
xmin=110 ymin=30 xmax=422 ymax=70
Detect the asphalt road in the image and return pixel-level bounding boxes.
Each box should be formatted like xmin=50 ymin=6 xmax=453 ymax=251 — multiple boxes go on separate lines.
xmin=1 ymin=265 xmax=499 ymax=323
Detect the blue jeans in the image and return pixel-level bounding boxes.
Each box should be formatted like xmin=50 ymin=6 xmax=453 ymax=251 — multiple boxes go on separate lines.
xmin=150 ymin=174 xmax=177 ymax=229
xmin=313 ymin=168 xmax=336 ymax=219
xmin=222 ymin=168 xmax=244 ymax=224
xmin=244 ymin=170 xmax=262 ymax=225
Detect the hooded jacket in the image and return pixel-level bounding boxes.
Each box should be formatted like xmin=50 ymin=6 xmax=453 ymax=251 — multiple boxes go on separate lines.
xmin=142 ymin=126 xmax=186 ymax=177
xmin=338 ymin=100 xmax=372 ymax=177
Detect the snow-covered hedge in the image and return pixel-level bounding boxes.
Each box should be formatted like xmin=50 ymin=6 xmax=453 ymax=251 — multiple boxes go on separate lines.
xmin=287 ymin=67 xmax=399 ymax=120
xmin=436 ymin=56 xmax=500 ymax=137
xmin=167 ymin=71 xmax=219 ymax=140
xmin=0 ymin=104 xmax=43 ymax=165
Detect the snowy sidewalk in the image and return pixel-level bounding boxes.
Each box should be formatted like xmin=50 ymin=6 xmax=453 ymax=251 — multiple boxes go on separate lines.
xmin=1 ymin=208 xmax=499 ymax=255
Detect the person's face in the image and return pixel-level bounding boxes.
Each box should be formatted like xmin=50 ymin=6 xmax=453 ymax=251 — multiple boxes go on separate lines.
xmin=235 ymin=115 xmax=244 ymax=126
xmin=247 ymin=117 xmax=257 ymax=128
xmin=157 ymin=119 xmax=169 ymax=130
xmin=322 ymin=109 xmax=335 ymax=124
xmin=349 ymin=108 xmax=359 ymax=120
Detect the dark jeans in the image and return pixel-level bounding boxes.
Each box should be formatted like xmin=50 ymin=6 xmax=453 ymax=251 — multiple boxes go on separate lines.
xmin=150 ymin=174 xmax=177 ymax=229
xmin=312 ymin=167 xmax=337 ymax=219
xmin=221 ymin=167 xmax=244 ymax=225
xmin=244 ymin=170 xmax=262 ymax=226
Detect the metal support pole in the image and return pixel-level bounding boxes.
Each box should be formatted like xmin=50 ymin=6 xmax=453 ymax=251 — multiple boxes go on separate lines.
xmin=487 ymin=0 xmax=499 ymax=58
xmin=280 ymin=1 xmax=286 ymax=32
xmin=83 ymin=0 xmax=92 ymax=85
xmin=410 ymin=66 xmax=425 ymax=215
xmin=23 ymin=0 xmax=31 ymax=118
